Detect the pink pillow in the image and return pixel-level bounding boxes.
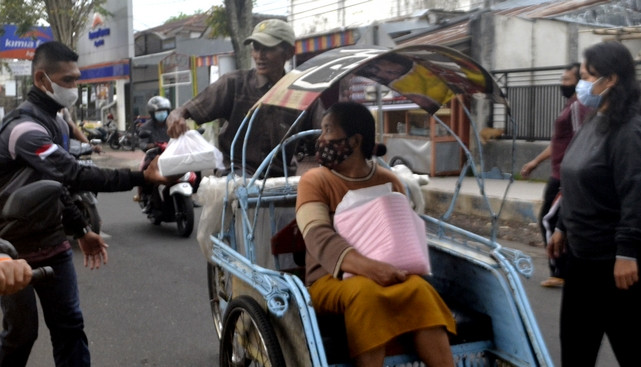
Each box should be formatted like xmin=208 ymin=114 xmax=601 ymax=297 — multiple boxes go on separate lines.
xmin=334 ymin=192 xmax=431 ymax=279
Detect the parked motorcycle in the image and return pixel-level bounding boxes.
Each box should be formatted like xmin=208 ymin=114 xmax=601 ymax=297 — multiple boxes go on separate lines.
xmin=104 ymin=115 xmax=121 ymax=150
xmin=79 ymin=121 xmax=108 ymax=143
xmin=138 ymin=141 xmax=196 ymax=237
xmin=107 ymin=128 xmax=121 ymax=150
xmin=110 ymin=121 xmax=141 ymax=151
xmin=68 ymin=139 xmax=102 ymax=235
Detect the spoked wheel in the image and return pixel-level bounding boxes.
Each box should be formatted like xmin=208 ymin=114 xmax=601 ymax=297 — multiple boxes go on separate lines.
xmin=207 ymin=263 xmax=233 ymax=339
xmin=220 ymin=296 xmax=285 ymax=367
xmin=174 ymin=195 xmax=194 ymax=237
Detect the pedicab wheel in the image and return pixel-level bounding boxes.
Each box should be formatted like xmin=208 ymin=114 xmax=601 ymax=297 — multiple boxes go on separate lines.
xmin=175 ymin=195 xmax=194 ymax=237
xmin=207 ymin=263 xmax=232 ymax=339
xmin=220 ymin=296 xmax=285 ymax=367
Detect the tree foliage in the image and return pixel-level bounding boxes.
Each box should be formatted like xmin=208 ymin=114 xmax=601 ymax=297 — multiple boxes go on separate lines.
xmin=165 ymin=10 xmax=204 ymax=25
xmin=208 ymin=0 xmax=254 ymax=70
xmin=0 ymin=0 xmax=106 ymax=50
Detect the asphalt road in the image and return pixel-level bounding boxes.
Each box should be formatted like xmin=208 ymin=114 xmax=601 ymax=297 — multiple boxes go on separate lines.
xmin=27 ymin=190 xmax=218 ymax=366
xmin=23 ymin=188 xmax=617 ymax=366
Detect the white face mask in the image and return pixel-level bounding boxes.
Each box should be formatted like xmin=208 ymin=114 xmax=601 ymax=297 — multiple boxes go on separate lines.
xmin=44 ymin=73 xmax=78 ymax=108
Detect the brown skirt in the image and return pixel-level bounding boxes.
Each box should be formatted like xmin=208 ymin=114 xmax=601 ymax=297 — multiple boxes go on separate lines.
xmin=309 ymin=274 xmax=456 ymax=357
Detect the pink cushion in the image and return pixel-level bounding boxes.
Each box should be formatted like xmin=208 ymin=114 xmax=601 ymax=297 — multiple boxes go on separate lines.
xmin=334 ymin=193 xmax=431 ymax=279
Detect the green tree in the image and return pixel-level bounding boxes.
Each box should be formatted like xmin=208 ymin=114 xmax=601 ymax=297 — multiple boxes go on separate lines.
xmin=208 ymin=0 xmax=253 ymax=70
xmin=0 ymin=0 xmax=106 ymax=50
xmin=165 ymin=10 xmax=204 ymax=25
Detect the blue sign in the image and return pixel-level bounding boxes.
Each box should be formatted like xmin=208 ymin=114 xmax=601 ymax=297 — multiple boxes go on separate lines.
xmin=0 ymin=24 xmax=53 ymax=59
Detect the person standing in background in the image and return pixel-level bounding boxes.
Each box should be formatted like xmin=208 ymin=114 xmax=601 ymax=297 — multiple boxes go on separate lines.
xmin=520 ymin=63 xmax=590 ymax=288
xmin=548 ymin=40 xmax=641 ymax=366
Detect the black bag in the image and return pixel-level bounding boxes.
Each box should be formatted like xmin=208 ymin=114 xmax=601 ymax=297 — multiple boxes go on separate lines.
xmin=0 ymin=165 xmax=63 ymax=247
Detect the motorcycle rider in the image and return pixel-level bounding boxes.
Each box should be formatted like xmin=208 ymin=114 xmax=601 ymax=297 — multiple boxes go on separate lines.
xmin=133 ymin=96 xmax=171 ymax=207
xmin=138 ymin=96 xmax=171 ymax=152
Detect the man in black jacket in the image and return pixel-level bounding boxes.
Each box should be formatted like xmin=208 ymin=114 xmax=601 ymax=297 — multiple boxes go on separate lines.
xmin=0 ymin=41 xmax=169 ymax=367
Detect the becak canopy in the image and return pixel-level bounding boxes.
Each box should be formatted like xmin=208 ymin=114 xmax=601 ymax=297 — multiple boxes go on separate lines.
xmin=256 ymin=44 xmax=508 ymax=115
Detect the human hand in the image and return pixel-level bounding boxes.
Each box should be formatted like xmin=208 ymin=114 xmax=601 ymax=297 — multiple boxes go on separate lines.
xmin=0 ymin=257 xmax=32 ymax=295
xmin=142 ymin=156 xmax=180 ymax=185
xmin=520 ymin=161 xmax=537 ymax=179
xmin=547 ymin=230 xmax=566 ymax=259
xmin=92 ymin=144 xmax=103 ymax=154
xmin=77 ymin=231 xmax=109 ymax=269
xmin=167 ymin=108 xmax=189 ymax=138
xmin=614 ymin=258 xmax=639 ymax=290
xmin=362 ymin=259 xmax=407 ymax=286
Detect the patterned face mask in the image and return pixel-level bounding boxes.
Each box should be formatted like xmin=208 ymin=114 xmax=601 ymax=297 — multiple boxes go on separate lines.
xmin=315 ymin=137 xmax=353 ymax=169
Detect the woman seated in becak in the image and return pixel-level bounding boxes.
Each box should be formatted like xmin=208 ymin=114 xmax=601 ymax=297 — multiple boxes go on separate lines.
xmin=296 ymin=101 xmax=456 ymax=367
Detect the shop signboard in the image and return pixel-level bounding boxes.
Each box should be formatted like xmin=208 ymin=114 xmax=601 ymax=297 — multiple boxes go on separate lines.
xmin=0 ymin=25 xmax=53 ymax=60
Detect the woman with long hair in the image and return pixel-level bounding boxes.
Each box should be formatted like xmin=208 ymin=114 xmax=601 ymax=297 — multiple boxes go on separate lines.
xmin=548 ymin=41 xmax=641 ymax=366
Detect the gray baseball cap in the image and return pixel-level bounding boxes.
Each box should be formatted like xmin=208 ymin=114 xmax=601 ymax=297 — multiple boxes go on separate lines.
xmin=243 ymin=19 xmax=295 ymax=48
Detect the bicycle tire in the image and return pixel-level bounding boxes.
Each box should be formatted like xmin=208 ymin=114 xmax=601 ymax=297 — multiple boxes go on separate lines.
xmin=207 ymin=263 xmax=232 ymax=340
xmin=220 ymin=296 xmax=285 ymax=367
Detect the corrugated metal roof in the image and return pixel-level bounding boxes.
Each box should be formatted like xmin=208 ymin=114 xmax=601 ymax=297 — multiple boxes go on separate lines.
xmin=399 ymin=0 xmax=610 ymax=47
xmin=400 ymin=21 xmax=470 ymax=47
xmin=135 ymin=13 xmax=209 ymax=39
xmin=496 ymin=0 xmax=609 ymax=17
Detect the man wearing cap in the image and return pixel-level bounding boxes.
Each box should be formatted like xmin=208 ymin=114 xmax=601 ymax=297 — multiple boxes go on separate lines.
xmin=167 ymin=19 xmax=315 ymax=176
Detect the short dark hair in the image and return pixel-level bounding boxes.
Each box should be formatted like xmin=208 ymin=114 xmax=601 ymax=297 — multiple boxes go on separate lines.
xmin=584 ymin=41 xmax=640 ymax=125
xmin=566 ymin=62 xmax=580 ymax=82
xmin=324 ymin=102 xmax=377 ymax=158
xmin=31 ymin=41 xmax=79 ymax=76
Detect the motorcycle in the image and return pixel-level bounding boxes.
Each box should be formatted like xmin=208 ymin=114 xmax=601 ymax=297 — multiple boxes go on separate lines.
xmin=104 ymin=115 xmax=121 ymax=150
xmin=79 ymin=121 xmax=108 ymax=143
xmin=68 ymin=139 xmax=102 ymax=235
xmin=138 ymin=141 xmax=196 ymax=237
xmin=110 ymin=121 xmax=140 ymax=151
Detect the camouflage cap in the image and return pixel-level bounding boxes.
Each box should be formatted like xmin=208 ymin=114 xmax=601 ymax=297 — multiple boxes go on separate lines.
xmin=243 ymin=19 xmax=295 ymax=48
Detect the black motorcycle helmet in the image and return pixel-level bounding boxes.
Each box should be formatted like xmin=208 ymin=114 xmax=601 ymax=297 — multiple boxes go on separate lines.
xmin=147 ymin=96 xmax=171 ymax=123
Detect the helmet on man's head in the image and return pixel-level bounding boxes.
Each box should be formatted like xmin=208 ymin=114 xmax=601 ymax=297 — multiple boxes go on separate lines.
xmin=147 ymin=96 xmax=171 ymax=115
xmin=147 ymin=96 xmax=171 ymax=123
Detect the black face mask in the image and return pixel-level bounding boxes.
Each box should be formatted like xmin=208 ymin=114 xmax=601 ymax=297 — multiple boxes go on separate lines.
xmin=315 ymin=137 xmax=353 ymax=169
xmin=560 ymin=84 xmax=576 ymax=99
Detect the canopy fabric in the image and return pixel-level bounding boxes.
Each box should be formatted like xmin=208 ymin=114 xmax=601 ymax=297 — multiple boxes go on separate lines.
xmin=256 ymin=44 xmax=508 ymax=115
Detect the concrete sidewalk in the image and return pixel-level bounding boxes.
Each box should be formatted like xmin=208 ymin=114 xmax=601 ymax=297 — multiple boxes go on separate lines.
xmin=92 ymin=148 xmax=546 ymax=227
xmin=423 ymin=176 xmax=545 ymax=226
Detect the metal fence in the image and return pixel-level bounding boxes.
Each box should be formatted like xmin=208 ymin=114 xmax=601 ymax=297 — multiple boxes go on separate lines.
xmin=492 ymin=62 xmax=641 ymax=141
xmin=492 ymin=65 xmax=568 ymax=141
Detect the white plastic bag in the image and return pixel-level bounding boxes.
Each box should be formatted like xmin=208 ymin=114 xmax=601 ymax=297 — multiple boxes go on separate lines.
xmin=158 ymin=130 xmax=224 ymax=176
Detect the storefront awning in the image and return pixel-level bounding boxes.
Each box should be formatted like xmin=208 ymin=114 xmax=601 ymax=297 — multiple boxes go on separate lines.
xmin=295 ymin=29 xmax=358 ymax=55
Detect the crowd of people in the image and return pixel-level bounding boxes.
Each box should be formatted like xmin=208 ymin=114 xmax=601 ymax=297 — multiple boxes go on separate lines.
xmin=0 ymin=13 xmax=638 ymax=367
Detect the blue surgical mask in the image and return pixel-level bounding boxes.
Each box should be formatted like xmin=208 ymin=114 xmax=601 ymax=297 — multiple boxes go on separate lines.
xmin=576 ymin=78 xmax=607 ymax=108
xmin=154 ymin=110 xmax=168 ymax=122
